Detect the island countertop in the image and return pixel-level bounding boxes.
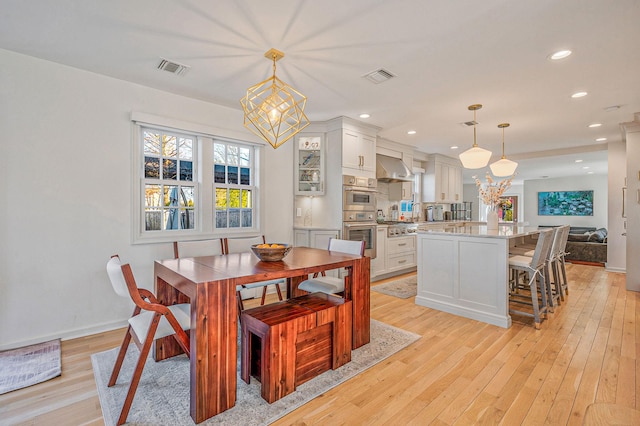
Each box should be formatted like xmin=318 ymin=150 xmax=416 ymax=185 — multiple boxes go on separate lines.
xmin=417 ymin=225 xmax=538 ymax=239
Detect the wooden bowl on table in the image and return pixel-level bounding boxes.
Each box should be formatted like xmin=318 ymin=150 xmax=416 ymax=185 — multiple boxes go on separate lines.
xmin=250 ymin=243 xmax=292 ymax=262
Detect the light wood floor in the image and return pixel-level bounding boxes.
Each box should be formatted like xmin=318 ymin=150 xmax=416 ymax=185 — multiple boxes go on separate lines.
xmin=1 ymin=264 xmax=637 ymax=425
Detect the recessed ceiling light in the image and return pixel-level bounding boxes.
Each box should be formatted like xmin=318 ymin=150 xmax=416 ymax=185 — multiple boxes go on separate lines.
xmin=582 ymin=166 xmax=590 ymax=169
xmin=571 ymin=91 xmax=588 ymax=98
xmin=588 ymin=123 xmax=602 ymax=128
xmin=575 ymin=159 xmax=583 ymax=163
xmin=549 ymin=49 xmax=572 ymax=60
xmin=359 ymin=113 xmax=370 ymax=119
xmin=595 ymin=137 xmax=607 ymax=142
xmin=407 ymin=130 xmax=416 ymax=135
xmin=450 ymin=146 xmax=459 ymax=150
xmin=587 ymin=171 xmax=594 ymax=174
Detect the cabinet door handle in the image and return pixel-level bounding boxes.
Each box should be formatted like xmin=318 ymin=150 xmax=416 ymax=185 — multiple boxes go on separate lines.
xmin=622 ymin=187 xmax=626 ymax=218
xmin=398 ymin=243 xmax=407 ymax=246
xmin=398 ymin=259 xmax=407 ymax=264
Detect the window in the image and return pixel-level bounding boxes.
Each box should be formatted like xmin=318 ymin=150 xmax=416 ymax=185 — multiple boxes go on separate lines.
xmin=213 ymin=141 xmax=255 ymax=229
xmin=133 ymin=116 xmax=262 ymax=244
xmin=142 ymin=128 xmax=196 ymax=231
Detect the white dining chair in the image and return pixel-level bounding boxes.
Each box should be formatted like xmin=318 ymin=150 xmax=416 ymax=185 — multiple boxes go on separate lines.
xmin=298 ymin=238 xmax=365 ymax=295
xmin=106 ymin=255 xmax=191 ymax=425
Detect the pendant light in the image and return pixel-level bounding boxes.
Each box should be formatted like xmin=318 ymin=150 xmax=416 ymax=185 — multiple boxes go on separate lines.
xmin=459 ymin=104 xmax=492 ymax=169
xmin=490 ymin=123 xmax=518 ymax=176
xmin=240 ymin=48 xmax=310 ymax=149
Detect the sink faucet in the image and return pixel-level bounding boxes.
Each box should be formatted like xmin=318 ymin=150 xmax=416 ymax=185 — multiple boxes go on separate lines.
xmin=411 ymin=201 xmax=420 ymax=222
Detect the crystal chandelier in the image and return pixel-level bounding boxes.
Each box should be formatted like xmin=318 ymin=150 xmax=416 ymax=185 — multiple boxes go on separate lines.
xmin=240 ymin=48 xmax=310 ymax=149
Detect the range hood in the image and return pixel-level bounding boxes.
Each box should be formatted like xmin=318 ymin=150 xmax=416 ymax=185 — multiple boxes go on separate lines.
xmin=376 ymin=154 xmax=414 ymax=182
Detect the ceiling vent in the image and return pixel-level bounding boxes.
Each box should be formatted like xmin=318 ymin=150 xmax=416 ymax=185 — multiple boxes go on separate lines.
xmin=157 ymin=58 xmax=190 ymax=76
xmin=363 ymin=68 xmax=396 ymax=84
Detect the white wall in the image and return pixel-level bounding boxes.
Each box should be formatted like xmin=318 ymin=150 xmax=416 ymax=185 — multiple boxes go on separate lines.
xmin=523 ymin=175 xmax=608 ymax=229
xmin=0 ymin=49 xmax=294 ymax=349
xmin=622 ymin=116 xmax=640 ymax=291
xmin=607 ymin=141 xmax=626 ymax=272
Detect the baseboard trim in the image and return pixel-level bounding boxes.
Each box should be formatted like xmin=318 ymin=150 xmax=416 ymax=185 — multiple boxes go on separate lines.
xmin=0 ymin=319 xmax=128 ymax=352
xmin=567 ymin=260 xmax=605 ymax=267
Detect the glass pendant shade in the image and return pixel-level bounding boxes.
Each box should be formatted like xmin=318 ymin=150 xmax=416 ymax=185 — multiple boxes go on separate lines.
xmin=459 ymin=104 xmax=492 ymax=169
xmin=489 ymin=122 xmax=518 ymax=177
xmin=459 ymin=146 xmax=492 ymax=169
xmin=490 ymin=157 xmax=518 ymax=176
xmin=240 ymin=49 xmax=309 ymax=149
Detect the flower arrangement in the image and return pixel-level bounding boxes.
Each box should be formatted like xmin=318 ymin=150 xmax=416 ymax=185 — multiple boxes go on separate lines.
xmin=475 ymin=172 xmax=514 ymax=209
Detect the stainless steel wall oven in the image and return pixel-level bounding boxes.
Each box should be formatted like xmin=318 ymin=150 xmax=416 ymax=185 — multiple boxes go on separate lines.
xmin=343 ymin=175 xmax=377 ymax=259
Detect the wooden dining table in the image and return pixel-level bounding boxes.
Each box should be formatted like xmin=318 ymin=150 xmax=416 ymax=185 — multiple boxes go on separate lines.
xmin=153 ymin=246 xmax=370 ymax=424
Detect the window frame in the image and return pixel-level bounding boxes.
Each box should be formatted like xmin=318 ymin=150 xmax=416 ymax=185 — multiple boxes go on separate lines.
xmin=131 ymin=114 xmax=264 ymax=244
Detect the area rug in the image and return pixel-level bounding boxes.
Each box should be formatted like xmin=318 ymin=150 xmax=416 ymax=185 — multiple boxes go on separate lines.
xmin=371 ymin=276 xmax=417 ymax=299
xmin=92 ymin=320 xmax=419 ymax=426
xmin=0 ymin=339 xmax=62 ymax=394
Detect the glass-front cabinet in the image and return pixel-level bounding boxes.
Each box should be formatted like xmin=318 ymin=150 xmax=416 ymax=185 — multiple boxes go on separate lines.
xmin=295 ymin=133 xmax=325 ymax=195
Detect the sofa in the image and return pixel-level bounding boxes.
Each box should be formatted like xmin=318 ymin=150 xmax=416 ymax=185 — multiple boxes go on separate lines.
xmin=539 ymin=226 xmax=607 ymax=265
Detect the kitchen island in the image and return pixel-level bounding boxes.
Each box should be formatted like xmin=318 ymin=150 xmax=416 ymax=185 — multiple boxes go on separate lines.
xmin=416 ymin=225 xmax=538 ymax=328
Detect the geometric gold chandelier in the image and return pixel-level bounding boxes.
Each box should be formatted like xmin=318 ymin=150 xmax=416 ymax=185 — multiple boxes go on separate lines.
xmin=459 ymin=103 xmax=492 ymax=169
xmin=240 ymin=48 xmax=310 ymax=149
xmin=490 ymin=123 xmax=518 ymax=176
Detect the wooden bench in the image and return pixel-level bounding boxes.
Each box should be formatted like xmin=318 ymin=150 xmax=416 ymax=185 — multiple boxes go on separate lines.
xmin=240 ymin=292 xmax=352 ymax=403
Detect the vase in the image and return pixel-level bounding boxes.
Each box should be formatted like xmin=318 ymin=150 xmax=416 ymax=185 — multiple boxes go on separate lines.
xmin=486 ymin=206 xmax=499 ymax=230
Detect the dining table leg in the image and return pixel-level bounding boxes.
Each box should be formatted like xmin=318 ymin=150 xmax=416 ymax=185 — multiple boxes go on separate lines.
xmin=154 ymin=267 xmax=238 ymax=424
xmin=189 ymin=278 xmax=237 ymax=423
xmin=349 ymin=256 xmax=370 ymax=349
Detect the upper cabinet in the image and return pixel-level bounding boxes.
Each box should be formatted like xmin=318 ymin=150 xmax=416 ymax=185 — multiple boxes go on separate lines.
xmin=294 ymin=133 xmax=325 ymax=195
xmin=389 ymin=181 xmax=413 ymax=201
xmin=342 ymin=129 xmax=376 ymax=175
xmin=422 ymin=154 xmax=463 ymax=203
xmin=327 ymin=117 xmax=380 ymax=179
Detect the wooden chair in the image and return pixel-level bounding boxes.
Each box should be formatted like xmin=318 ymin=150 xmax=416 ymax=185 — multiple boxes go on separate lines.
xmin=173 ymin=238 xmax=251 ymax=314
xmin=298 ymin=238 xmax=365 ymax=295
xmin=106 ymin=255 xmax=191 ymax=426
xmin=225 ymin=235 xmax=285 ymax=309
xmin=173 ymin=238 xmax=225 ymax=258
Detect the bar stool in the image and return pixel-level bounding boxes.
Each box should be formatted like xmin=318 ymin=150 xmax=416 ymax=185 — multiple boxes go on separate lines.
xmin=508 ymin=228 xmax=554 ymax=329
xmin=555 ymin=225 xmax=571 ymax=298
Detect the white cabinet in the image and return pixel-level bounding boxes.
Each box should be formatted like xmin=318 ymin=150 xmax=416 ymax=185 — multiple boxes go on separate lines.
xmin=326 ymin=117 xmax=379 ymax=179
xmin=341 ymin=129 xmax=376 ymax=176
xmin=294 ymin=133 xmax=325 ymax=195
xmin=373 ymin=232 xmax=417 ymax=278
xmin=422 ymin=154 xmax=463 ymax=203
xmin=386 ymin=236 xmax=417 ymax=273
xmin=294 ymin=228 xmax=340 ymax=249
xmin=294 ymin=228 xmax=341 ymax=279
xmin=389 ymin=181 xmax=413 ymax=201
xmin=372 ymin=226 xmax=387 ymax=277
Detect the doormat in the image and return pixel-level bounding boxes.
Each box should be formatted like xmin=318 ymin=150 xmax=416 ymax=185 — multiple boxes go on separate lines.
xmin=0 ymin=339 xmax=62 ymax=394
xmin=92 ymin=319 xmax=420 ymax=425
xmin=371 ymin=276 xmax=417 ymax=299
